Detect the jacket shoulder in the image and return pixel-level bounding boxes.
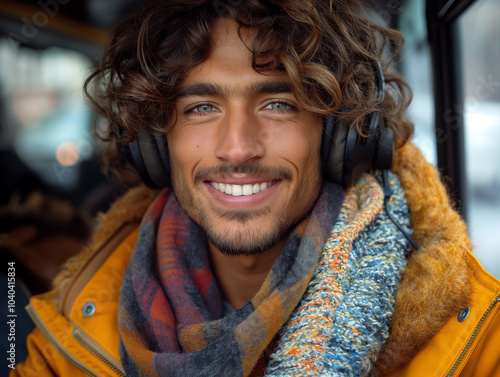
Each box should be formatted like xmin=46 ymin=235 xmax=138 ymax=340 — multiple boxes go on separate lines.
xmin=13 ymin=219 xmax=142 ymax=376
xmin=51 ymin=185 xmax=159 ymax=302
xmin=386 ymin=252 xmax=500 ymax=377
xmin=458 ymin=253 xmax=500 ymax=377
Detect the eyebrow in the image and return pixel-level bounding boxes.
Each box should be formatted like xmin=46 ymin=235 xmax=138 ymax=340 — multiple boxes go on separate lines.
xmin=177 ymin=80 xmax=293 ymax=99
xmin=178 ymin=83 xmax=228 ymax=98
xmin=247 ymin=81 xmax=293 ymax=97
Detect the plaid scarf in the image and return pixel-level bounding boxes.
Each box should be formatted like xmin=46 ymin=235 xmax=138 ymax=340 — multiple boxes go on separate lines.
xmin=118 ymin=174 xmax=410 ymax=376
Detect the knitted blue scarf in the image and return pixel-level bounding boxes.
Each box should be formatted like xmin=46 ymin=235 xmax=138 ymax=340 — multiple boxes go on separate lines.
xmin=265 ymin=172 xmax=412 ymax=376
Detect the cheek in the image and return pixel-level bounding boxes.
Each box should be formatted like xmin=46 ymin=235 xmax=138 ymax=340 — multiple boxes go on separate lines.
xmin=168 ymin=129 xmax=211 ymax=179
xmin=277 ymin=123 xmax=322 ymax=171
xmin=286 ymin=123 xmax=323 ymax=200
xmin=168 ymin=130 xmax=195 ymax=205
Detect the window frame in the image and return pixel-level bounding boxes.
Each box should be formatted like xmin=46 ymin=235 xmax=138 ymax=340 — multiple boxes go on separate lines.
xmin=425 ymin=0 xmax=478 ymax=221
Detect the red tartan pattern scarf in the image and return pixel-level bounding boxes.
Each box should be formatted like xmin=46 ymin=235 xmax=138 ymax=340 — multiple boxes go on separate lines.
xmin=118 ymin=182 xmax=344 ymax=377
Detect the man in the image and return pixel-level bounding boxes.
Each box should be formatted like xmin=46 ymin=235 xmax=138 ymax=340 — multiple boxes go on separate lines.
xmin=13 ymin=0 xmax=500 ymax=376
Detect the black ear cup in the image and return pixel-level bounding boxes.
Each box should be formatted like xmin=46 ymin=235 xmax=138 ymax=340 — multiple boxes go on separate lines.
xmin=320 ymin=61 xmax=394 ymax=188
xmin=374 ymin=126 xmax=394 ymax=170
xmin=151 ymin=131 xmax=172 ymax=188
xmin=321 ymin=116 xmax=389 ymax=188
xmin=116 ymin=130 xmax=157 ymax=188
xmin=136 ymin=130 xmax=171 ymax=188
xmin=118 ymin=129 xmax=171 ymax=189
xmin=321 ymin=115 xmax=347 ymax=185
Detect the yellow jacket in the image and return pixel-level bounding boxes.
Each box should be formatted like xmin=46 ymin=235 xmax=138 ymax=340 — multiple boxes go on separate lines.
xmin=12 ymin=143 xmax=500 ymax=376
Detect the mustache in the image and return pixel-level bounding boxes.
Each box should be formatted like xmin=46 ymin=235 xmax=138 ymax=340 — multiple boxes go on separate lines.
xmin=193 ymin=161 xmax=293 ymax=184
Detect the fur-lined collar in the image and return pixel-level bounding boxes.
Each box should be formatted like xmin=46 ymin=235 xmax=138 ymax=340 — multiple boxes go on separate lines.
xmin=53 ymin=142 xmax=473 ymax=375
xmin=52 ymin=186 xmax=160 ymax=294
xmin=374 ymin=142 xmax=472 ymax=375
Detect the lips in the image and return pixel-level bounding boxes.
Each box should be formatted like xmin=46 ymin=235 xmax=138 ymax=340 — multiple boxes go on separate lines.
xmin=209 ymin=180 xmax=277 ymax=196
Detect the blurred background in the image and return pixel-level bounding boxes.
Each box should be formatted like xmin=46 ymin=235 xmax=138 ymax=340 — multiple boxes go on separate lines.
xmin=0 ymin=1 xmax=499 ymax=358
xmin=397 ymin=0 xmax=500 ymax=278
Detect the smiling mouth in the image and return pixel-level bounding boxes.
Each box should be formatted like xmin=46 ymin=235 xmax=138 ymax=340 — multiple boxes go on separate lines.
xmin=209 ymin=180 xmax=278 ymax=196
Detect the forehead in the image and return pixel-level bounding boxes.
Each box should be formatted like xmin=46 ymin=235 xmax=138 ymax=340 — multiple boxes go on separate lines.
xmin=181 ymin=18 xmax=288 ymax=91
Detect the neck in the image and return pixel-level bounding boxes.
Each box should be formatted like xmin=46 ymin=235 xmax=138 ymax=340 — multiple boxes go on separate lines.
xmin=208 ymin=238 xmax=287 ymax=309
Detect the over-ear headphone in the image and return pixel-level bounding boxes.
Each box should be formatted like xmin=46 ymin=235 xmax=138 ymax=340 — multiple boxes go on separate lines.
xmin=117 ymin=127 xmax=172 ymax=188
xmin=321 ymin=61 xmax=394 ymax=187
xmin=118 ymin=61 xmax=393 ymax=189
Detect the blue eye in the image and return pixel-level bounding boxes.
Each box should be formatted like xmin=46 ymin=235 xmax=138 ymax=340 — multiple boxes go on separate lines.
xmin=268 ymin=102 xmax=291 ymax=111
xmin=264 ymin=101 xmax=296 ymax=112
xmin=193 ymin=104 xmax=215 ymax=113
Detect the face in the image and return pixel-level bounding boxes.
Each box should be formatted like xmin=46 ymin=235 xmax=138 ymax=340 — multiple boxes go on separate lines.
xmin=168 ymin=19 xmax=323 ymax=255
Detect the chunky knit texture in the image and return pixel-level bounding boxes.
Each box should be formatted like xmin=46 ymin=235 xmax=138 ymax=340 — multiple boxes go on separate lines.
xmin=265 ymin=172 xmax=411 ymax=376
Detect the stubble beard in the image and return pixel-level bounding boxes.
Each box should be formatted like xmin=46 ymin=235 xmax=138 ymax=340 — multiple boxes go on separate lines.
xmin=172 ymin=174 xmax=295 ymax=256
xmin=198 ymin=205 xmax=294 ymax=256
xmin=171 ymin=160 xmax=320 ymax=256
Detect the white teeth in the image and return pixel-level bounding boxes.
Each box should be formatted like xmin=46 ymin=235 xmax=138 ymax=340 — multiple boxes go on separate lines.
xmin=211 ymin=180 xmax=277 ymax=196
xmin=242 ymin=184 xmax=253 ymax=196
xmin=232 ymin=185 xmax=242 ymax=196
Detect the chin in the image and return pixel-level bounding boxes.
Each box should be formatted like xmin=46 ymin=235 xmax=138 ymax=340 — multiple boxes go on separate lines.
xmin=200 ymin=213 xmax=291 ymax=256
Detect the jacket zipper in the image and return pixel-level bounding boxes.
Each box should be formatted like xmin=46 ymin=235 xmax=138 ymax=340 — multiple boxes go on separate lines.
xmin=446 ymin=294 xmax=500 ymax=377
xmin=25 ymin=304 xmax=99 ymax=377
xmin=72 ymin=328 xmax=126 ymax=377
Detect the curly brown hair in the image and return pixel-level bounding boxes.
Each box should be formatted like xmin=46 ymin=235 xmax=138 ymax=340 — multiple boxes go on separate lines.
xmin=85 ymin=0 xmax=414 ymax=184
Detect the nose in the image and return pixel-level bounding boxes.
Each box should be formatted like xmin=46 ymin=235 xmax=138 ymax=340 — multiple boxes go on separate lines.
xmin=214 ymin=108 xmax=265 ymax=164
